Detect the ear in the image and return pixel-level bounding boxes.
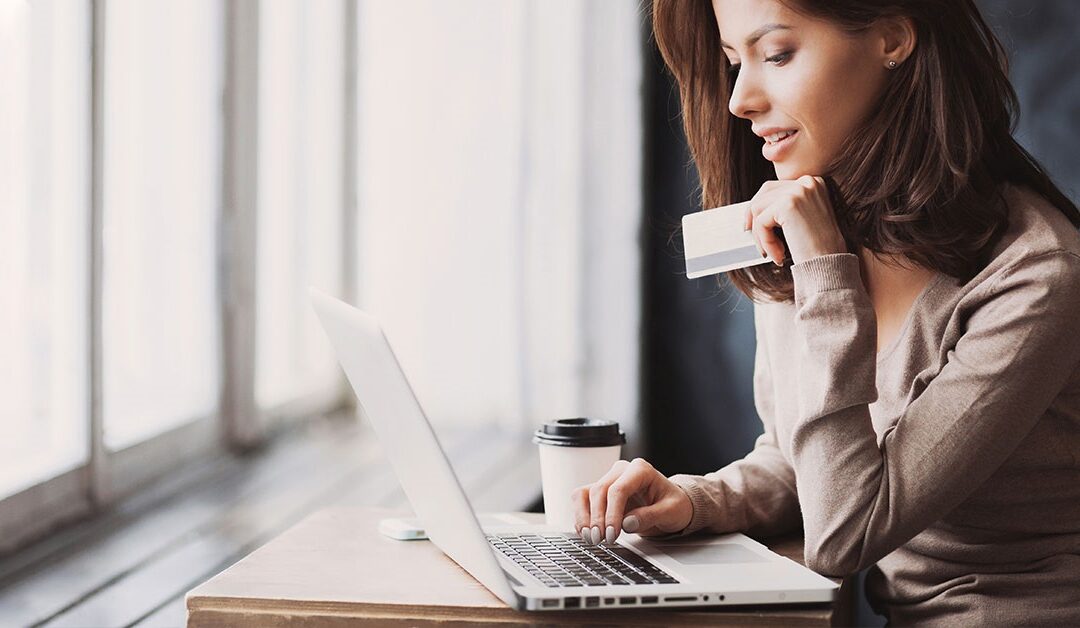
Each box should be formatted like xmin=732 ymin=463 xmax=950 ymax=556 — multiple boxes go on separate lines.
xmin=874 ymin=16 xmax=917 ymax=67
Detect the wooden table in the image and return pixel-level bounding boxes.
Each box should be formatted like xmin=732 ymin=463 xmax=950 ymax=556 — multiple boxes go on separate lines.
xmin=187 ymin=507 xmax=854 ymax=626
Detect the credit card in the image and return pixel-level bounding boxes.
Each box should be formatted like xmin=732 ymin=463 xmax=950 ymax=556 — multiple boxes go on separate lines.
xmin=682 ymin=201 xmax=774 ymax=279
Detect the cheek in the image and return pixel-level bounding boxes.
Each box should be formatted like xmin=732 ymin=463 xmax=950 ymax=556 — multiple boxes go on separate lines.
xmin=776 ymin=55 xmax=883 ymax=172
xmin=770 ymin=72 xmax=840 ymax=172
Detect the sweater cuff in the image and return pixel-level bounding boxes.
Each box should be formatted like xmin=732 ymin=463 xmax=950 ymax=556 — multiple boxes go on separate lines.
xmin=791 ymin=253 xmax=864 ymax=305
xmin=667 ymin=474 xmax=713 ymax=536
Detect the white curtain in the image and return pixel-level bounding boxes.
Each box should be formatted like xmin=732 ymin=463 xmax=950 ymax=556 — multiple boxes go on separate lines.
xmin=356 ymin=0 xmax=642 ymax=438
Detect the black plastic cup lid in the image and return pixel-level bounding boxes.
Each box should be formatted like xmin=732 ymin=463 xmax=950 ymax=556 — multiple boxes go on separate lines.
xmin=533 ymin=418 xmax=625 ymax=448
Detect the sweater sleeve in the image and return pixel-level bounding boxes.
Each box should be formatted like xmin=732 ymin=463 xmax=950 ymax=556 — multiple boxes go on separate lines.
xmin=787 ymin=251 xmax=1080 ymax=576
xmin=666 ymin=302 xmax=803 ymax=538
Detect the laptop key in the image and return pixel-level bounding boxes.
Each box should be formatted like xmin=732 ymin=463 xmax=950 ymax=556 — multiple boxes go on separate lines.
xmin=491 ymin=533 xmax=682 ymax=589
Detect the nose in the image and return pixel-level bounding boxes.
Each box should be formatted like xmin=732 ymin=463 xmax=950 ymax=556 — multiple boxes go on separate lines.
xmin=727 ymin=67 xmax=765 ymax=119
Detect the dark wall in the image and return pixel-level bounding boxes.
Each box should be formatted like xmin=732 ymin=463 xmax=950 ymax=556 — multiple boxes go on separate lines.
xmin=640 ymin=1 xmax=1080 ymax=477
xmin=639 ymin=46 xmax=761 ymax=476
xmin=978 ymin=0 xmax=1080 ymax=202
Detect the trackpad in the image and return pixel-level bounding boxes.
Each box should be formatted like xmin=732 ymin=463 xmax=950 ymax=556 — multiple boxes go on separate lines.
xmin=652 ymin=543 xmax=768 ymax=565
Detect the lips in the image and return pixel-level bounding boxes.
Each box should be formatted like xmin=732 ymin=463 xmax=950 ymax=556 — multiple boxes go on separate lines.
xmin=761 ymin=129 xmax=798 ymax=161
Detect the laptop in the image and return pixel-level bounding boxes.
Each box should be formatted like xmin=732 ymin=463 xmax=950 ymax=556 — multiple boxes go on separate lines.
xmin=309 ymin=289 xmax=839 ymax=611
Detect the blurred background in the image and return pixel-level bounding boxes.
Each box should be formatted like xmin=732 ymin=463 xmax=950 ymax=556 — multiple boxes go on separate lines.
xmin=0 ymin=0 xmax=1076 ymax=626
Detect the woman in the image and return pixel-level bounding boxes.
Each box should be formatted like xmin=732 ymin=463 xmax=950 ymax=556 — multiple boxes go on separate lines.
xmin=572 ymin=0 xmax=1080 ymax=625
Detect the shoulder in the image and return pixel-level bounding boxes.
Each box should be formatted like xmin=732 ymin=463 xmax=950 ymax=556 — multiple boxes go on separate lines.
xmin=966 ymin=246 xmax=1080 ymax=331
xmin=943 ymin=184 xmax=1080 ymax=304
xmin=986 ymin=183 xmax=1080 ymax=267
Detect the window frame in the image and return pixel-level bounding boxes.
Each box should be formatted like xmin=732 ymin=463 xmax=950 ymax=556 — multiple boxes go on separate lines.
xmin=0 ymin=0 xmax=358 ymax=556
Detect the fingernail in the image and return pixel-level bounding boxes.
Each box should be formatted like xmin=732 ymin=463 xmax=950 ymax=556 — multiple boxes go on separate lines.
xmin=622 ymin=515 xmax=639 ymax=533
xmin=590 ymin=526 xmax=601 ymax=545
xmin=579 ymin=528 xmax=588 ymax=543
xmin=605 ymin=525 xmax=616 ymax=544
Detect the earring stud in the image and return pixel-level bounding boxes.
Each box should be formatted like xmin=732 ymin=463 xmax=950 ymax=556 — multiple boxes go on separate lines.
xmin=888 ymin=60 xmax=898 ymax=69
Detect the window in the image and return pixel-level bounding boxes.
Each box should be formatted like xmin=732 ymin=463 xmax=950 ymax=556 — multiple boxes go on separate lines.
xmin=101 ymin=0 xmax=224 ymax=450
xmin=0 ymin=0 xmax=91 ymax=501
xmin=256 ymin=0 xmax=345 ymax=413
xmin=0 ymin=0 xmax=355 ymax=553
xmin=0 ymin=0 xmax=642 ymax=556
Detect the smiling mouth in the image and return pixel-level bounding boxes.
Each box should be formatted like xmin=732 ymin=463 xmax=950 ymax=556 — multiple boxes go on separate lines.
xmin=761 ymin=129 xmax=798 ymax=162
xmin=764 ymin=130 xmax=798 ymax=144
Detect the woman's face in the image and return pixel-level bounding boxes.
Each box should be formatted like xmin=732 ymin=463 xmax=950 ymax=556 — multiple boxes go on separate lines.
xmin=712 ymin=0 xmax=891 ymax=180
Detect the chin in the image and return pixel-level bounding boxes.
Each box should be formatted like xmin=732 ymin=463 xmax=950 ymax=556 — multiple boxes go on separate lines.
xmin=773 ymin=159 xmax=818 ymax=181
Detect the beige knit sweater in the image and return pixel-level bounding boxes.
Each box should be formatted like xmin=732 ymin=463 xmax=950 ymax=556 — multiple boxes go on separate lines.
xmin=669 ymin=183 xmax=1080 ymax=626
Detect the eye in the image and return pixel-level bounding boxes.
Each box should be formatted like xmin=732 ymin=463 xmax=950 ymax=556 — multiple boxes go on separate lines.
xmin=765 ymin=50 xmax=793 ymax=65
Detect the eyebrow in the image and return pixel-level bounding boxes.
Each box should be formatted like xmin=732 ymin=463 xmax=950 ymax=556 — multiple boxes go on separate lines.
xmin=719 ymin=23 xmax=792 ymax=50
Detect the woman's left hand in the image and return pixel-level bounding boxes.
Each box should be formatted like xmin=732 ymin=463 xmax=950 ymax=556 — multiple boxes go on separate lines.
xmin=743 ymin=175 xmax=849 ymax=266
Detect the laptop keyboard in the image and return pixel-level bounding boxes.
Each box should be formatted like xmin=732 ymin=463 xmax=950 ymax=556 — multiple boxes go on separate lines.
xmin=486 ymin=533 xmax=680 ymax=588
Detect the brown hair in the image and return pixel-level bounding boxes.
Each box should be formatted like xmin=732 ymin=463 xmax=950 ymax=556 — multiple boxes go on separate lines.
xmin=652 ymin=0 xmax=1080 ymax=303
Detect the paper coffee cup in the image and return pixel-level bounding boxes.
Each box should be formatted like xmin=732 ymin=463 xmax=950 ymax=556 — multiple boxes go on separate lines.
xmin=533 ymin=418 xmax=625 ymax=530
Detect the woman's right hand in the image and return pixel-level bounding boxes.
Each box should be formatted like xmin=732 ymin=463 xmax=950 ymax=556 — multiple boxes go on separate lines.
xmin=571 ymin=458 xmax=693 ymax=545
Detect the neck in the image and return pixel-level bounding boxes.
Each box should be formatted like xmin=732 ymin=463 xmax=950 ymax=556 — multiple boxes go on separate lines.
xmin=856 ymin=248 xmax=932 ymax=298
